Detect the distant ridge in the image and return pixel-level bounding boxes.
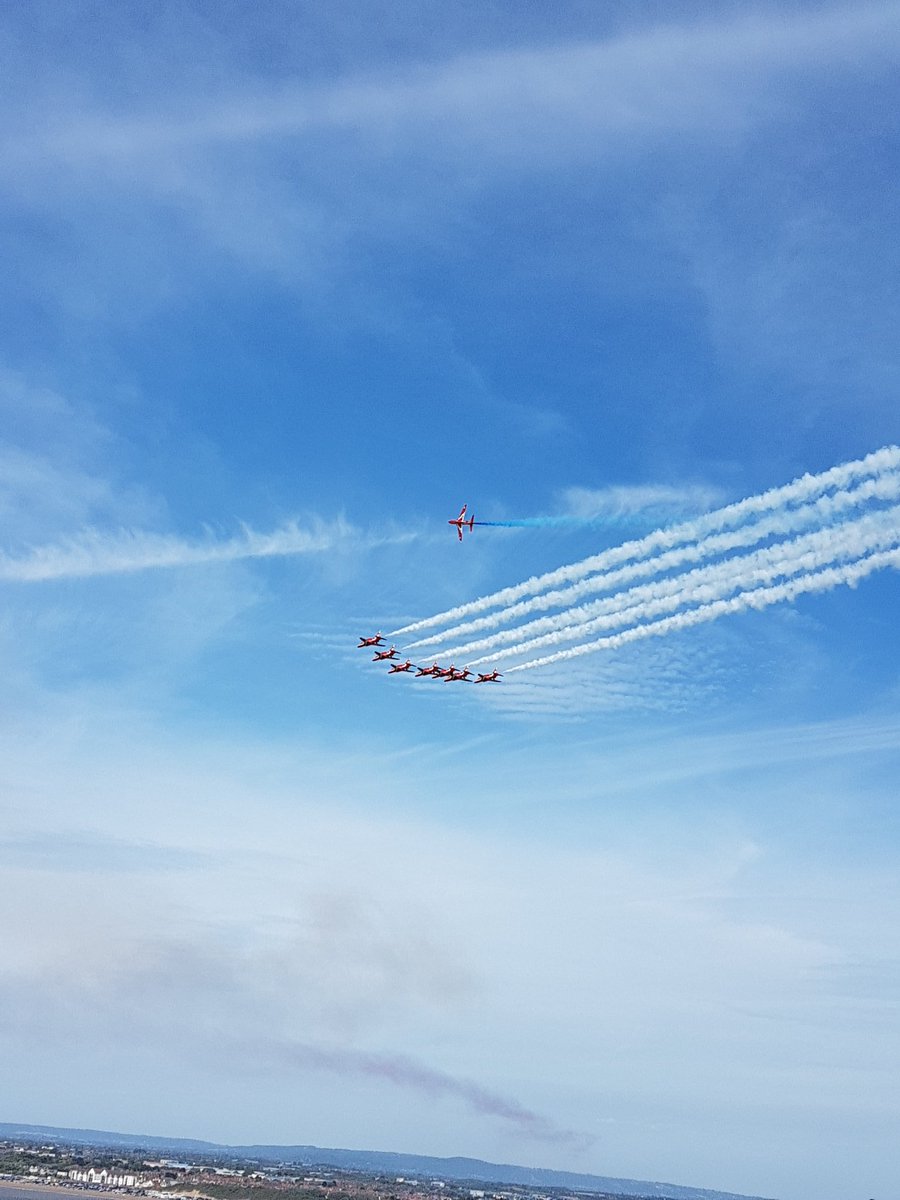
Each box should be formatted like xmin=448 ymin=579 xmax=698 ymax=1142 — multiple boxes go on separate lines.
xmin=0 ymin=1123 xmax=775 ymax=1200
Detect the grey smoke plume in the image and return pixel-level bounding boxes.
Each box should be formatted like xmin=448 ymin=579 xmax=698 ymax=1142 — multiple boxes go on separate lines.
xmin=255 ymin=1039 xmax=592 ymax=1148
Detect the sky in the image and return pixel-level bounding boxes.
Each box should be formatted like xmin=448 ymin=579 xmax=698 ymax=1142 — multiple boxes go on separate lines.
xmin=2 ymin=3 xmax=900 ymax=1199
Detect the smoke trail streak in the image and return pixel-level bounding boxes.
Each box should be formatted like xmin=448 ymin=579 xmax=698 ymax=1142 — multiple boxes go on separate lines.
xmin=263 ymin=1040 xmax=589 ymax=1147
xmin=391 ymin=445 xmax=900 ymax=636
xmin=405 ymin=470 xmax=900 ymax=651
xmin=476 ymin=518 xmax=599 ymax=528
xmin=506 ymin=546 xmax=900 ymax=673
xmin=437 ymin=507 xmax=900 ymax=663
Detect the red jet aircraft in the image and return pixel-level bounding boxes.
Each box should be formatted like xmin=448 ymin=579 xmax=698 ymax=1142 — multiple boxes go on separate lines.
xmin=373 ymin=646 xmax=398 ymax=661
xmin=415 ymin=663 xmax=442 ymax=677
xmin=474 ymin=670 xmax=502 ymax=683
xmin=388 ymin=659 xmax=414 ymax=674
xmin=449 ymin=504 xmax=476 ymax=541
xmin=358 ymin=634 xmax=385 ymax=648
xmin=445 ymin=667 xmax=473 ymax=682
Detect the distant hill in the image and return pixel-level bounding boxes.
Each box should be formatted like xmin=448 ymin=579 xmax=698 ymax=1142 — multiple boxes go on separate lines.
xmin=0 ymin=1122 xmax=774 ymax=1200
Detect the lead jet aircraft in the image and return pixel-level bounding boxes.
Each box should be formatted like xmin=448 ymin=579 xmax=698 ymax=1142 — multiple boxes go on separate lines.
xmin=474 ymin=670 xmax=502 ymax=683
xmin=449 ymin=504 xmax=476 ymax=541
xmin=388 ymin=659 xmax=414 ymax=674
xmin=358 ymin=634 xmax=385 ymax=648
xmin=373 ymin=646 xmax=399 ymax=661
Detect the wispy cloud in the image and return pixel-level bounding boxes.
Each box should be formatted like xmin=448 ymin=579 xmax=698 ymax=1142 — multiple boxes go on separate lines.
xmin=0 ymin=372 xmax=161 ymax=541
xmin=559 ymin=483 xmax=724 ymax=522
xmin=10 ymin=4 xmax=899 ymax=168
xmin=0 ymin=830 xmax=207 ymax=873
xmin=0 ymin=517 xmax=355 ymax=582
xmin=474 ymin=639 xmax=731 ymax=721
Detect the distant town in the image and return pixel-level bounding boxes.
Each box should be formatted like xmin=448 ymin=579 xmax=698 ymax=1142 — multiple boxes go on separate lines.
xmin=0 ymin=1125 xmax=771 ymax=1200
xmin=0 ymin=1139 xmax=630 ymax=1200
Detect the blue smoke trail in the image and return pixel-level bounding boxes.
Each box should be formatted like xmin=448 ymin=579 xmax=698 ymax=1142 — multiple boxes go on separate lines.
xmin=474 ymin=511 xmax=691 ymax=530
xmin=474 ymin=518 xmax=589 ymax=528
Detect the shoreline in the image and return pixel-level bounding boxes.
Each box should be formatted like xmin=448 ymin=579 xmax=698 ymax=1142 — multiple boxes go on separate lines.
xmin=0 ymin=1184 xmax=145 ymax=1198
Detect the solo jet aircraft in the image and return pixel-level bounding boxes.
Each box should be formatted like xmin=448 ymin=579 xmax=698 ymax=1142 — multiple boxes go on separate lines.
xmin=373 ymin=646 xmax=399 ymax=661
xmin=388 ymin=659 xmax=415 ymax=674
xmin=474 ymin=670 xmax=502 ymax=683
xmin=358 ymin=634 xmax=385 ymax=648
xmin=449 ymin=504 xmax=476 ymax=541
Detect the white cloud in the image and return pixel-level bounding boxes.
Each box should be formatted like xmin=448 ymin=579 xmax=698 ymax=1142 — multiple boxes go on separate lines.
xmin=3 ymin=0 xmax=897 ymax=308
xmin=10 ymin=4 xmax=899 ymax=167
xmin=472 ymin=635 xmax=731 ymax=720
xmin=0 ymin=368 xmax=160 ymax=541
xmin=0 ymin=445 xmax=120 ymax=538
xmin=0 ymin=517 xmax=354 ymax=582
xmin=559 ymin=483 xmax=724 ymax=522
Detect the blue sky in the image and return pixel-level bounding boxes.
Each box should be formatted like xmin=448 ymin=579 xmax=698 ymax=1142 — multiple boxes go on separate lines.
xmin=2 ymin=4 xmax=900 ymax=1198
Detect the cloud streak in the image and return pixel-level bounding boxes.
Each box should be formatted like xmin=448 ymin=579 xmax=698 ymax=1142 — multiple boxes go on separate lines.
xmin=0 ymin=518 xmax=354 ymax=582
xmin=559 ymin=482 xmax=724 ymax=522
xmin=12 ymin=3 xmax=900 ymax=169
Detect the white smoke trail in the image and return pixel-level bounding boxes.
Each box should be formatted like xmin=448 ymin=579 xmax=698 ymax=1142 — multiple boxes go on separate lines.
xmin=458 ymin=506 xmax=900 ymax=667
xmin=505 ymin=546 xmax=900 ymax=673
xmin=405 ymin=469 xmax=900 ymax=651
xmin=460 ymin=507 xmax=900 ymax=665
xmin=391 ymin=445 xmax=900 ymax=637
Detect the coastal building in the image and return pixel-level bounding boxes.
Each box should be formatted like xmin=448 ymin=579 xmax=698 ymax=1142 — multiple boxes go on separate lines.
xmin=67 ymin=1167 xmax=145 ymax=1188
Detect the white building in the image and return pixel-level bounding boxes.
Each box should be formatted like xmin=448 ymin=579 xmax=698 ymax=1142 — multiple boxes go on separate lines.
xmin=68 ymin=1167 xmax=142 ymax=1187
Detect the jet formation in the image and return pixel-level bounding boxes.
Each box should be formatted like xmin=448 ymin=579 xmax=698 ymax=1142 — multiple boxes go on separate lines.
xmin=356 ymin=506 xmax=504 ymax=685
xmin=357 ymin=639 xmax=501 ymax=684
